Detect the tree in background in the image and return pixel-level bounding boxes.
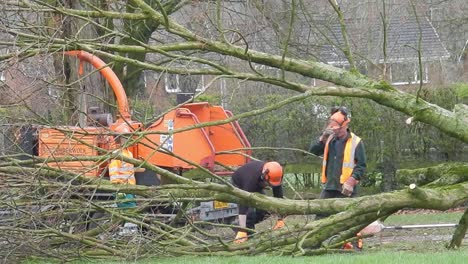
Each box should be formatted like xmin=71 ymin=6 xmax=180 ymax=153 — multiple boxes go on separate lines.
xmin=0 ymin=0 xmax=466 ymax=260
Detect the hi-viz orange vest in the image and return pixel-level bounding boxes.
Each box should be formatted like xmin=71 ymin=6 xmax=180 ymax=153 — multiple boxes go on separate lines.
xmin=109 ymin=148 xmax=136 ymax=185
xmin=321 ymin=132 xmax=361 ymax=184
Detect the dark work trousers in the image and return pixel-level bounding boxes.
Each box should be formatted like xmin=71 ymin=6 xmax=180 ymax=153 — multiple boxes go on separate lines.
xmin=246 ymin=207 xmax=268 ymax=235
xmin=315 ymin=190 xmax=357 ymax=220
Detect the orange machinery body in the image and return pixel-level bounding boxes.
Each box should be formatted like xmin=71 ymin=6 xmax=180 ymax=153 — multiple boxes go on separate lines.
xmin=38 ymin=123 xmax=143 ymax=178
xmin=38 ymin=127 xmax=112 ymax=177
xmin=38 ymin=103 xmax=251 ymax=177
xmin=36 ymin=50 xmax=251 ymax=177
xmin=138 ymin=102 xmax=251 ymax=174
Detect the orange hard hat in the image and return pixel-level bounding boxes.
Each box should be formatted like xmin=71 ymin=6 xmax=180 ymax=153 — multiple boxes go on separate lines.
xmin=262 ymin=161 xmax=283 ymax=186
xmin=328 ymin=110 xmax=350 ymax=129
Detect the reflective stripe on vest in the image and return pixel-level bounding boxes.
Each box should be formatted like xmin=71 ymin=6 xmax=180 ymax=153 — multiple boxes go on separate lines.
xmin=109 ymin=149 xmax=136 ymax=185
xmin=321 ymin=132 xmax=361 ymax=184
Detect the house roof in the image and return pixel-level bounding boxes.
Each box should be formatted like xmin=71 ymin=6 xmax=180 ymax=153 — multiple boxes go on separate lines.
xmin=153 ymin=3 xmax=451 ymax=70
xmin=318 ymin=16 xmax=450 ymax=64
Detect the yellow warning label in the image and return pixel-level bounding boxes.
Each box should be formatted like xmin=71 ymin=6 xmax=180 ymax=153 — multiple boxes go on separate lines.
xmin=213 ymin=200 xmax=228 ymax=209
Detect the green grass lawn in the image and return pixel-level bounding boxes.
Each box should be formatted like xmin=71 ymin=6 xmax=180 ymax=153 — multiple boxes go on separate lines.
xmin=27 ymin=250 xmax=468 ymax=264
xmin=384 ymin=211 xmax=462 ymax=225
xmin=94 ymin=251 xmax=467 ymax=264
xmin=138 ymin=211 xmax=466 ymax=264
xmin=25 ymin=211 xmax=467 ymax=264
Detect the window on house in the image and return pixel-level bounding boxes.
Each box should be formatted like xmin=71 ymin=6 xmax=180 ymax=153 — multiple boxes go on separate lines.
xmin=164 ymin=74 xmax=205 ymax=94
xmin=390 ymin=63 xmax=428 ymax=86
xmin=430 ymin=7 xmax=442 ymax=22
xmin=164 ymin=74 xmax=180 ymax=93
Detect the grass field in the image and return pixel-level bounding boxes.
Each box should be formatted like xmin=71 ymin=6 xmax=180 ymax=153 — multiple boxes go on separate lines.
xmin=27 ymin=250 xmax=468 ymax=264
xmin=365 ymin=210 xmax=465 ymax=254
xmin=140 ymin=251 xmax=467 ymax=264
xmin=384 ymin=211 xmax=463 ymax=225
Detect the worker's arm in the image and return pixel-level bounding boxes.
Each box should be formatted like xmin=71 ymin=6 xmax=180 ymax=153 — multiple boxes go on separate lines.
xmin=342 ymin=142 xmax=367 ymax=196
xmin=309 ymin=127 xmax=334 ymax=155
xmin=351 ymin=141 xmax=367 ymax=181
xmin=272 ymin=185 xmax=284 ymax=199
xmin=309 ymin=140 xmax=324 ymax=155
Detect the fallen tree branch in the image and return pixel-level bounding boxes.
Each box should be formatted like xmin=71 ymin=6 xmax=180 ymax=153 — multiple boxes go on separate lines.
xmin=396 ymin=162 xmax=468 ymax=187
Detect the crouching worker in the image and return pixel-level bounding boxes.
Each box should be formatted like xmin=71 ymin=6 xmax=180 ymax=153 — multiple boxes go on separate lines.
xmin=109 ymin=124 xmax=137 ymax=209
xmin=232 ymin=160 xmax=286 ymax=244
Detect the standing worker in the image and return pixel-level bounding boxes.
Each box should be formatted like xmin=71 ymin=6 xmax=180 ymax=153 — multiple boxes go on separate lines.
xmin=308 ymin=106 xmax=366 ymax=249
xmin=232 ymin=160 xmax=286 ymax=244
xmin=109 ymin=124 xmax=137 ymax=209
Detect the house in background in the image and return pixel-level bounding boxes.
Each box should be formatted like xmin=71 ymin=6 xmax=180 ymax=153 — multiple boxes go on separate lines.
xmin=316 ymin=15 xmax=450 ymax=87
xmin=155 ymin=1 xmax=452 ymax=92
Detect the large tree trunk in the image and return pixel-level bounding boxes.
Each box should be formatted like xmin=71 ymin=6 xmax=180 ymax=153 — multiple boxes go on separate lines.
xmin=113 ymin=0 xmax=185 ymax=98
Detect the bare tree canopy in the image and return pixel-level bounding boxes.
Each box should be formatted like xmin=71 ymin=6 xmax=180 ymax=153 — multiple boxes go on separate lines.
xmin=0 ymin=0 xmax=467 ymax=261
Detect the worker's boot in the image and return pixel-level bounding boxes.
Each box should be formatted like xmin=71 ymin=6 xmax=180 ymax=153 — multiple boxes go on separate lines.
xmin=342 ymin=233 xmax=363 ymax=251
xmin=356 ymin=232 xmax=363 ymax=250
xmin=342 ymin=242 xmax=354 ymax=250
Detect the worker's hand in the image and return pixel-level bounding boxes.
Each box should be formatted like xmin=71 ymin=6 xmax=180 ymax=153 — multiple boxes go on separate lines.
xmin=234 ymin=231 xmax=248 ymax=244
xmin=319 ymin=128 xmax=334 ymax=142
xmin=135 ymin=167 xmax=146 ymax=172
xmin=272 ymin=219 xmax=285 ymax=230
xmin=341 ymin=177 xmax=358 ymax=196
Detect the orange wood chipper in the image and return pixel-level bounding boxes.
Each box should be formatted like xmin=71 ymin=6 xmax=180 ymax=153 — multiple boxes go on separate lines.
xmin=38 ymin=50 xmax=251 ymax=183
xmin=33 ymin=51 xmax=251 ymax=222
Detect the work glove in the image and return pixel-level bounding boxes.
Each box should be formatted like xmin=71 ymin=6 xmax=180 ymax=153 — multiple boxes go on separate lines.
xmin=319 ymin=128 xmax=334 ymax=142
xmin=234 ymin=231 xmax=248 ymax=244
xmin=272 ymin=219 xmax=285 ymax=230
xmin=341 ymin=177 xmax=358 ymax=197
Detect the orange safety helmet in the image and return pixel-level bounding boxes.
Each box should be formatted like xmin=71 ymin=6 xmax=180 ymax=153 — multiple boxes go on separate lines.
xmin=328 ymin=107 xmax=350 ymax=129
xmin=262 ymin=161 xmax=283 ymax=186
